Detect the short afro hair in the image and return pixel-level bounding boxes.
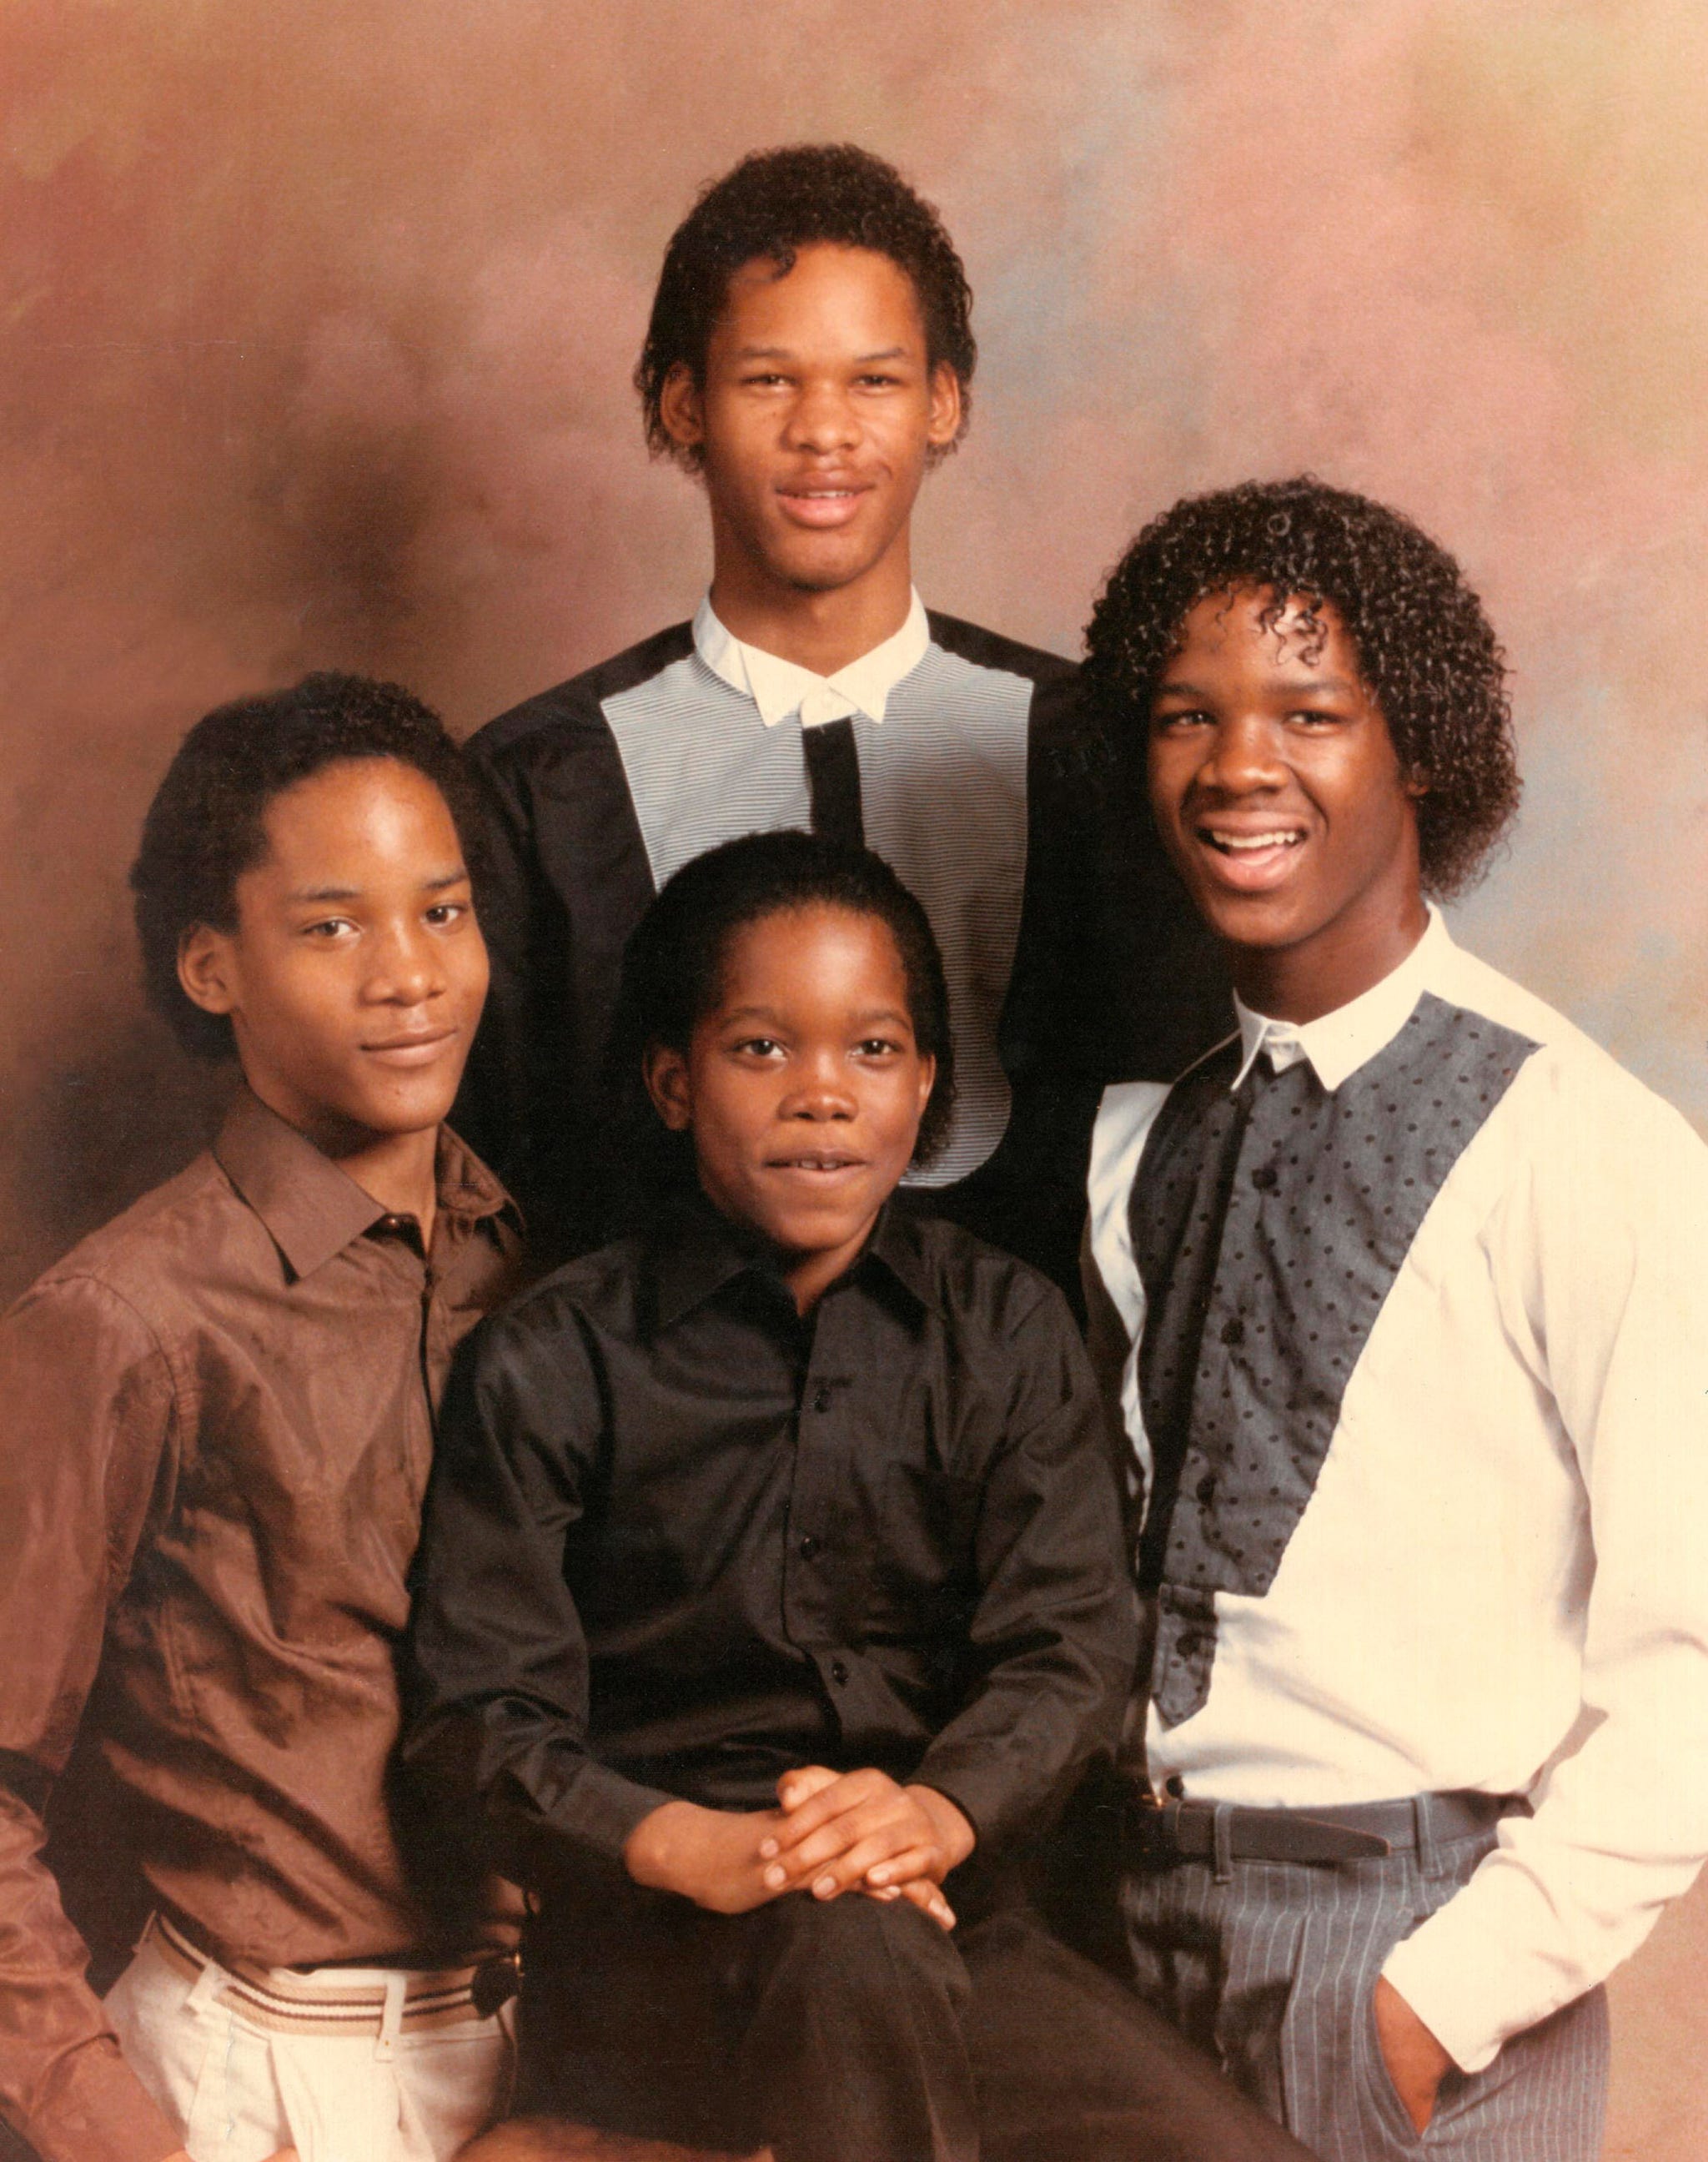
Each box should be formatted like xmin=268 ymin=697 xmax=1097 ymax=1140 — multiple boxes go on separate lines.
xmin=636 ymin=142 xmax=976 ymax=467
xmin=131 ymin=671 xmax=483 ymax=1060
xmin=1083 ymin=476 xmax=1521 ymax=898
xmin=605 ymin=829 xmax=957 ymax=1205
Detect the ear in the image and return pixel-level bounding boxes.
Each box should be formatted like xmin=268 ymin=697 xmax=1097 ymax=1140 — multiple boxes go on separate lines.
xmin=178 ymin=923 xmax=240 ymax=1018
xmin=925 ymin=364 xmax=962 ymax=451
xmin=1404 ymin=767 xmax=1431 ymax=802
xmin=643 ymin=1042 xmax=694 ymax=1133
xmin=913 ymin=1050 xmax=937 ymax=1124
xmin=658 ymin=363 xmax=706 ymax=456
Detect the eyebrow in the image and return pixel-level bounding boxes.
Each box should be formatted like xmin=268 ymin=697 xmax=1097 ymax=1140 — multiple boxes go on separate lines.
xmin=287 ymin=867 xmax=469 ymax=903
xmin=720 ymin=1004 xmax=914 ymax=1028
xmin=1153 ymin=676 xmax=1360 ymax=698
xmin=731 ymin=344 xmax=912 ymax=364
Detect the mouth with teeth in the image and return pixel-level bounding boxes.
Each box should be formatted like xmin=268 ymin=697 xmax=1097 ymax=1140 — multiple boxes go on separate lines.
xmin=776 ymin=480 xmax=872 ymax=530
xmin=768 ymin=1152 xmax=865 ymax=1173
xmin=1195 ymin=824 xmax=1309 ymax=892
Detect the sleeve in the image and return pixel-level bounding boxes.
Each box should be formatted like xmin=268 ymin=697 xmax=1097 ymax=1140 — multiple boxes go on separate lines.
xmin=401 ymin=1305 xmax=676 ymax=1878
xmin=452 ymin=744 xmax=562 ymax=1201
xmin=0 ymin=1275 xmax=184 ymax=2162
xmin=912 ymin=1280 xmax=1140 ymax=1855
xmin=1382 ymin=1073 xmax=1708 ymax=2071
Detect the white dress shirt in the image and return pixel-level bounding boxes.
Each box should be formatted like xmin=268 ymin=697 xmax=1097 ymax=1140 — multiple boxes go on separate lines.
xmin=1086 ymin=909 xmax=1708 ymax=2071
xmin=692 ymin=589 xmax=932 ymax=731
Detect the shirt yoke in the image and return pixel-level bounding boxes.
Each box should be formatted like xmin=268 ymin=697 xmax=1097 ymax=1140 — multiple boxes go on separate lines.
xmin=16 ymin=1151 xmax=269 ymax=1343
xmin=465 ymin=623 xmax=698 ymax=768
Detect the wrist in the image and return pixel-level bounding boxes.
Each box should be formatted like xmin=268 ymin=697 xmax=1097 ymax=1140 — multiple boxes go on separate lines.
xmin=907 ymin=1784 xmax=976 ymax=1871
xmin=622 ymin=1797 xmax=704 ymax=1894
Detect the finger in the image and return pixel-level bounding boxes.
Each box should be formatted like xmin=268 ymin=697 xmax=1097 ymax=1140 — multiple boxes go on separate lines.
xmin=892 ymin=1878 xmax=957 ymax=1931
xmin=767 ymin=1770 xmax=889 ymax=1853
xmin=762 ymin=1809 xmax=867 ymax=1889
xmin=809 ymin=1826 xmax=928 ymax=1898
xmin=772 ymin=1763 xmax=840 ymax=1819
xmin=764 ymin=1800 xmax=914 ymax=1889
xmin=863 ymin=1842 xmax=942 ymax=1891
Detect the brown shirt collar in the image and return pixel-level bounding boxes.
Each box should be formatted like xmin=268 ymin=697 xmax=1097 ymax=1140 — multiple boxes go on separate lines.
xmin=213 ymin=1088 xmax=520 ymax=1282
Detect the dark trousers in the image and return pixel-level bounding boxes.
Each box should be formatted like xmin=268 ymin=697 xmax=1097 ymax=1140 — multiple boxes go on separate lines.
xmin=519 ymin=1875 xmax=1315 ymax=2162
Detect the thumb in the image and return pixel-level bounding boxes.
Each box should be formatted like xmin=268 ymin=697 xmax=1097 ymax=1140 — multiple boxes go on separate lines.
xmin=776 ymin=1763 xmax=840 ymax=1811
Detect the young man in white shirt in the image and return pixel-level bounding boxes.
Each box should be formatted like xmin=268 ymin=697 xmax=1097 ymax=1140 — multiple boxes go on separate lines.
xmin=453 ymin=142 xmax=1222 ymax=1290
xmin=1079 ymin=476 xmax=1708 ymax=2159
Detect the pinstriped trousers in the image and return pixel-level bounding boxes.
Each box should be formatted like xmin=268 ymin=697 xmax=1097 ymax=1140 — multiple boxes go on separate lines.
xmin=1118 ymin=1811 xmax=1608 ymax=2161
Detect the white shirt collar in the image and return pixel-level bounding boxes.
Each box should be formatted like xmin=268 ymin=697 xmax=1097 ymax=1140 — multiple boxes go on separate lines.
xmin=1229 ymin=907 xmax=1449 ymax=1094
xmin=691 ymin=591 xmax=931 ymax=729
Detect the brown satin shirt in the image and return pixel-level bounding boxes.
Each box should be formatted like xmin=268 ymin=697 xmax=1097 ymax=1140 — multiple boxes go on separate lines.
xmin=0 ymin=1090 xmax=523 ymax=2162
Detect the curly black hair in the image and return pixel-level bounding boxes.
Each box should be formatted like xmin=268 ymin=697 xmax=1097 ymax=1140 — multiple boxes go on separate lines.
xmin=1083 ymin=476 xmax=1521 ymax=897
xmin=605 ymin=828 xmax=957 ymax=1204
xmin=131 ymin=671 xmax=485 ymax=1060
xmin=635 ymin=143 xmax=976 ymax=468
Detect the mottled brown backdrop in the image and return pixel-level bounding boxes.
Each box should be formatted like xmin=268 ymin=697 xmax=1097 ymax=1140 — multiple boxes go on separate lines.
xmin=3 ymin=3 xmax=1705 ymax=2152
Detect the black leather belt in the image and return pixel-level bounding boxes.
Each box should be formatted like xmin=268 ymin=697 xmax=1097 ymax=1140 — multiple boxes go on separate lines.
xmin=1124 ymin=1787 xmax=1525 ymax=1868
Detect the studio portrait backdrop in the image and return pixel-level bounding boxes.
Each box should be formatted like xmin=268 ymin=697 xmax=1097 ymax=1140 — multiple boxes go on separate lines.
xmin=3 ymin=4 xmax=1705 ymax=2157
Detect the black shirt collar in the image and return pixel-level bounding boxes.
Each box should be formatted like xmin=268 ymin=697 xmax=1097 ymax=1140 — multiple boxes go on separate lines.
xmin=650 ymin=1187 xmax=941 ymax=1329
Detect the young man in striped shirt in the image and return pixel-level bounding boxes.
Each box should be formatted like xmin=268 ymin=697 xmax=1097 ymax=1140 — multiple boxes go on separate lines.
xmin=454 ymin=142 xmax=1222 ymax=1294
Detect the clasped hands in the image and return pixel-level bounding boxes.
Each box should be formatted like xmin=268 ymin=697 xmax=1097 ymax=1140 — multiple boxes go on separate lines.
xmin=624 ymin=1766 xmax=975 ymax=1932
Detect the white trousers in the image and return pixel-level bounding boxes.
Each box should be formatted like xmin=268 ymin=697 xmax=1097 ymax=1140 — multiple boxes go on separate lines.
xmin=104 ymin=1923 xmax=515 ymax=2162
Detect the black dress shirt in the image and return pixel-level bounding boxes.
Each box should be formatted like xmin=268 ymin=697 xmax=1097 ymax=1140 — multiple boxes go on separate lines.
xmin=404 ymin=1198 xmax=1138 ymax=1883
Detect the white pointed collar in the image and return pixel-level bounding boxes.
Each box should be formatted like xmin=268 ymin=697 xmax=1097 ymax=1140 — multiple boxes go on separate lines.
xmin=1228 ymin=908 xmax=1449 ymax=1094
xmin=692 ymin=590 xmax=930 ymax=729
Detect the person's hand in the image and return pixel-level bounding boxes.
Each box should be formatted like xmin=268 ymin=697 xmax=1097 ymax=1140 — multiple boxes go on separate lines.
xmin=623 ymin=1798 xmax=787 ymax=1914
xmin=771 ymin=1766 xmax=957 ymax=1928
xmin=1373 ymin=1974 xmax=1453 ymax=2132
xmin=760 ymin=1767 xmax=973 ymax=1925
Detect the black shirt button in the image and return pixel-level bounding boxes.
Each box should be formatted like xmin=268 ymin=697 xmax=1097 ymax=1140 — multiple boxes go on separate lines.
xmin=1251 ymin=1164 xmax=1278 ymax=1192
xmin=812 ymin=1386 xmax=833 ymax=1414
xmin=798 ymin=1534 xmax=820 ymax=1560
xmin=1220 ymin=1317 xmax=1245 ymax=1346
xmin=830 ymin=1657 xmax=850 ymax=1686
xmin=1176 ymin=1632 xmax=1203 ymax=1659
xmin=1196 ymin=1472 xmax=1218 ymax=1506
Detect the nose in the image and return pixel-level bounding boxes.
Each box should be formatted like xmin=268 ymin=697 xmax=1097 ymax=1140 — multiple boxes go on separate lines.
xmin=781 ymin=1046 xmax=857 ymax=1120
xmin=365 ymin=919 xmax=445 ymax=1008
xmin=784 ymin=376 xmax=860 ymax=455
xmin=1199 ymin=711 xmax=1287 ymax=795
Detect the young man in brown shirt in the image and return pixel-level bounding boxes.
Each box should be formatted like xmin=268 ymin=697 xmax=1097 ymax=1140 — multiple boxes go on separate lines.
xmin=0 ymin=676 xmax=523 ymax=2162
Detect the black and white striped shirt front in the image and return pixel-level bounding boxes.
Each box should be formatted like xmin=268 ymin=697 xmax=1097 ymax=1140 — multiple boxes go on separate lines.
xmin=455 ymin=596 xmax=1223 ymax=1280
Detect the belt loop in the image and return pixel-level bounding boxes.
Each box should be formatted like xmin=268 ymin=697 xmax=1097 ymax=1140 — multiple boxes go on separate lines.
xmin=1213 ymin=1802 xmax=1235 ymax=1884
xmin=375 ymin=1972 xmax=406 ymax=2060
xmin=1411 ymin=1792 xmax=1437 ymax=1877
xmin=186 ymin=1951 xmax=229 ymax=2018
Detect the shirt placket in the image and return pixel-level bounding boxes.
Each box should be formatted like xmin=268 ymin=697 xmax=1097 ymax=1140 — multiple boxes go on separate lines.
xmin=781 ymin=1290 xmax=865 ymax=1717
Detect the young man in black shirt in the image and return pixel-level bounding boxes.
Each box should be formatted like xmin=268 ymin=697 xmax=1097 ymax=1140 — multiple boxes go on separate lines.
xmin=454 ymin=143 xmax=1221 ymax=1293
xmin=407 ymin=833 xmax=1309 ymax=2162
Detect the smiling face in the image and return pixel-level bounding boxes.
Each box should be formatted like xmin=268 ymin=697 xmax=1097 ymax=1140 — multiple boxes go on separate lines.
xmin=644 ymin=903 xmax=936 ymax=1312
xmin=177 ymin=757 xmax=488 ymax=1152
xmin=659 ymin=242 xmax=962 ymax=618
xmin=1148 ymin=587 xmax=1429 ymax=1022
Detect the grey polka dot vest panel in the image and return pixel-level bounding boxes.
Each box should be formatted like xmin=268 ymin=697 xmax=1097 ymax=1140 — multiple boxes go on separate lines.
xmin=1128 ymin=992 xmax=1540 ymax=1728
